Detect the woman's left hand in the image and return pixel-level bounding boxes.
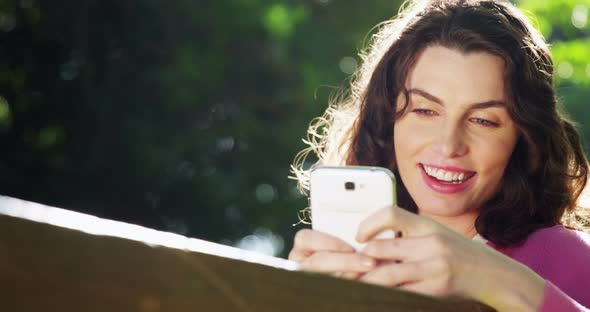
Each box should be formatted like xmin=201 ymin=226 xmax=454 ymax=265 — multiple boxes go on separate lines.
xmin=355 ymin=206 xmax=546 ymax=312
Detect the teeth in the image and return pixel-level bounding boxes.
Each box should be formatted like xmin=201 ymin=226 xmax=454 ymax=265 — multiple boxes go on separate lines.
xmin=444 ymin=172 xmax=452 ymax=181
xmin=423 ymin=165 xmax=471 ymax=182
xmin=436 ymin=169 xmax=445 ymax=180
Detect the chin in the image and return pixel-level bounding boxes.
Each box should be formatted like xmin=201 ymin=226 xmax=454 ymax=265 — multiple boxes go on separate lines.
xmin=414 ymin=198 xmax=474 ymax=217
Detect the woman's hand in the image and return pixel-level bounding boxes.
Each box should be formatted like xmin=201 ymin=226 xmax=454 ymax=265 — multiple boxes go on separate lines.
xmin=356 ymin=206 xmax=546 ymax=312
xmin=288 ymin=228 xmax=376 ymax=279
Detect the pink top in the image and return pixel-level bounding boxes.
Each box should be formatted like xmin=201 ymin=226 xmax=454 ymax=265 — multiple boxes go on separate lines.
xmin=487 ymin=225 xmax=590 ymax=311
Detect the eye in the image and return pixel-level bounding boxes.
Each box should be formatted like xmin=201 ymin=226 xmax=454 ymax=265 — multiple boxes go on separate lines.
xmin=470 ymin=117 xmax=499 ymax=127
xmin=411 ymin=108 xmax=437 ymax=116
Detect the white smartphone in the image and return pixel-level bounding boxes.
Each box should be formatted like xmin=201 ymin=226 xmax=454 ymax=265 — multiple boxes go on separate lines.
xmin=310 ymin=166 xmax=397 ymax=250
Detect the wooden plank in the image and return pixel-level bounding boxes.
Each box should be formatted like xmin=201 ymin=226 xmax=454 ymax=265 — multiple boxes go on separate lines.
xmin=0 ymin=196 xmax=494 ymax=311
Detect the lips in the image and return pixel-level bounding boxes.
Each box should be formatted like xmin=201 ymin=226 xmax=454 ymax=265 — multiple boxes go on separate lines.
xmin=419 ymin=163 xmax=477 ymax=194
xmin=421 ymin=164 xmax=476 ymax=183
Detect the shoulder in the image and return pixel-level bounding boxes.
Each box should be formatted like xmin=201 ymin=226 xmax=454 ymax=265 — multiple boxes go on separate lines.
xmin=526 ymin=225 xmax=590 ymax=247
xmin=511 ymin=225 xmax=590 ymax=305
xmin=524 ymin=225 xmax=590 ymax=254
xmin=491 ymin=225 xmax=590 ymax=260
xmin=516 ymin=225 xmax=590 ymax=264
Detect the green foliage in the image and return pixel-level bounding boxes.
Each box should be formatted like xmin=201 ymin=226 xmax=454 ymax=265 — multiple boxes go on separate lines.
xmin=517 ymin=0 xmax=590 ymax=84
xmin=518 ymin=0 xmax=590 ymax=141
xmin=36 ymin=126 xmax=66 ymax=149
xmin=0 ymin=0 xmax=588 ymax=258
xmin=0 ymin=95 xmax=11 ymax=127
xmin=552 ymin=38 xmax=590 ymax=86
xmin=518 ymin=0 xmax=589 ymax=39
xmin=263 ymin=4 xmax=309 ymax=39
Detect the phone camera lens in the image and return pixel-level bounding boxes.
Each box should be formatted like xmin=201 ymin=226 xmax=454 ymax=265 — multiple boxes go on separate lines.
xmin=345 ymin=182 xmax=355 ymax=190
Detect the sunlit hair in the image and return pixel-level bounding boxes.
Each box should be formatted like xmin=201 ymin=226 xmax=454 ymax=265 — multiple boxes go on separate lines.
xmin=291 ymin=0 xmax=590 ymax=246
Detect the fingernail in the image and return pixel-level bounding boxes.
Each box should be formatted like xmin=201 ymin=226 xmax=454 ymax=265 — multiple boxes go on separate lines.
xmin=361 ymin=257 xmax=375 ymax=268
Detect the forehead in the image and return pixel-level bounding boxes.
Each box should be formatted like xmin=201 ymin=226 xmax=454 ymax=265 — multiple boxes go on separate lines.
xmin=406 ymin=45 xmax=507 ymax=103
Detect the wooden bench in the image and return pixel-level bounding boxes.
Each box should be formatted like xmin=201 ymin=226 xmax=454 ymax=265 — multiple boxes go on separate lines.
xmin=0 ymin=196 xmax=494 ymax=311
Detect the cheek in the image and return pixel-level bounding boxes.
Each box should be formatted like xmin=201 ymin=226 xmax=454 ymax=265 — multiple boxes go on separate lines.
xmin=393 ymin=124 xmax=410 ymax=165
xmin=394 ymin=120 xmax=431 ymax=160
xmin=394 ymin=122 xmax=425 ymax=172
xmin=474 ymin=137 xmax=516 ymax=178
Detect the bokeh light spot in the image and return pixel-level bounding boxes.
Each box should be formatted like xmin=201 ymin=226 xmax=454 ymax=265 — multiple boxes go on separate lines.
xmin=176 ymin=161 xmax=196 ymax=180
xmin=0 ymin=12 xmax=16 ymax=32
xmin=235 ymin=227 xmax=284 ymax=256
xmin=572 ymin=4 xmax=588 ymax=29
xmin=557 ymin=61 xmax=574 ymax=79
xmin=265 ymin=5 xmax=290 ymax=38
xmin=339 ymin=56 xmax=357 ymax=75
xmin=37 ymin=126 xmax=66 ymax=148
xmin=216 ymin=136 xmax=235 ymax=152
xmin=255 ymin=183 xmax=276 ymax=203
xmin=0 ymin=96 xmax=12 ymax=126
xmin=162 ymin=217 xmax=188 ymax=236
xmin=263 ymin=4 xmax=308 ymax=39
xmin=60 ymin=62 xmax=79 ymax=81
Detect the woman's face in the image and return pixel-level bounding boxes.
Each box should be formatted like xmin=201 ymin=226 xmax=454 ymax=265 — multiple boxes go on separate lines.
xmin=394 ymin=45 xmax=519 ymax=219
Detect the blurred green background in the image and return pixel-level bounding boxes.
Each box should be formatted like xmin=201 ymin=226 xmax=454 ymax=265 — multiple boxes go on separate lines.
xmin=0 ymin=0 xmax=588 ymax=258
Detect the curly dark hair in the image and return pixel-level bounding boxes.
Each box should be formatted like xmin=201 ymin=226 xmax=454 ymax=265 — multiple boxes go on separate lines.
xmin=292 ymin=0 xmax=589 ymax=246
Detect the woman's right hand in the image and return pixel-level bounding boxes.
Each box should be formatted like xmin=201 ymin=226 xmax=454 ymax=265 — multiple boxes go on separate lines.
xmin=288 ymin=228 xmax=376 ymax=279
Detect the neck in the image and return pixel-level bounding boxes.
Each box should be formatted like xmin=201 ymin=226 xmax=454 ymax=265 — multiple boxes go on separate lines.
xmin=419 ymin=210 xmax=479 ymax=238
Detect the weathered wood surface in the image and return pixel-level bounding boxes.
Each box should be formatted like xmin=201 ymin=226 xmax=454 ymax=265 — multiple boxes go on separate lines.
xmin=0 ymin=196 xmax=495 ymax=312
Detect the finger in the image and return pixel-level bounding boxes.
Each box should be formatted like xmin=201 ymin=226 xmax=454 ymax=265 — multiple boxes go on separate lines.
xmin=289 ymin=229 xmax=355 ymax=262
xmin=300 ymin=251 xmax=376 ymax=273
xmin=361 ymin=236 xmax=434 ymax=261
xmin=294 ymin=228 xmax=356 ymax=253
xmin=288 ymin=248 xmax=310 ymax=263
xmin=360 ymin=259 xmax=436 ymax=287
xmin=356 ymin=206 xmax=433 ymax=243
xmin=340 ymin=272 xmax=363 ymax=280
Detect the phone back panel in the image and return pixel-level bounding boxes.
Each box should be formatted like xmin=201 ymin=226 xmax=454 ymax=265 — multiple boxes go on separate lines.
xmin=310 ymin=166 xmax=396 ymax=249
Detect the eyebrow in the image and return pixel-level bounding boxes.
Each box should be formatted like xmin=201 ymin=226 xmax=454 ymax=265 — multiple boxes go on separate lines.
xmin=407 ymin=88 xmax=506 ymax=110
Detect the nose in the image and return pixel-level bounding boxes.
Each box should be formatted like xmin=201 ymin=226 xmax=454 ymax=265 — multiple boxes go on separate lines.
xmin=433 ymin=122 xmax=469 ymax=158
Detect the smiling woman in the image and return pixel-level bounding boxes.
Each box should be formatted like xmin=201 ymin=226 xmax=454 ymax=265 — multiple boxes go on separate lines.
xmin=289 ymin=0 xmax=590 ymax=311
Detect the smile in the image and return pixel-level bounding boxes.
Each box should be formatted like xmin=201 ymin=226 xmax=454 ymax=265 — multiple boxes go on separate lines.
xmin=421 ymin=164 xmax=476 ymax=184
xmin=419 ymin=164 xmax=477 ymax=194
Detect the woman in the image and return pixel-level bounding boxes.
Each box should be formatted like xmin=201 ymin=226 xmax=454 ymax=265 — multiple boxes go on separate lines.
xmin=288 ymin=0 xmax=590 ymax=311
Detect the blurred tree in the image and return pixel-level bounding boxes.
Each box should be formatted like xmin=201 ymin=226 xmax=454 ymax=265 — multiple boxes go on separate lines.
xmin=517 ymin=0 xmax=590 ymax=143
xmin=0 ymin=0 xmax=587 ymax=258
xmin=0 ymin=0 xmax=401 ymax=257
